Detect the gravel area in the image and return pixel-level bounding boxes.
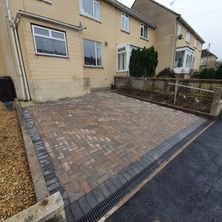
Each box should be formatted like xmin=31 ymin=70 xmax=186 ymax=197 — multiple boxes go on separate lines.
xmin=0 ymin=103 xmax=36 ymax=221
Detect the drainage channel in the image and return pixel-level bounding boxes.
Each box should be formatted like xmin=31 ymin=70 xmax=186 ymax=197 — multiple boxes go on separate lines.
xmin=72 ymin=119 xmax=212 ymax=222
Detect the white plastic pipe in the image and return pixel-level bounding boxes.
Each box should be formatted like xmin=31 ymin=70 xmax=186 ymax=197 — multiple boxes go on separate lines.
xmin=5 ymin=0 xmax=27 ymax=100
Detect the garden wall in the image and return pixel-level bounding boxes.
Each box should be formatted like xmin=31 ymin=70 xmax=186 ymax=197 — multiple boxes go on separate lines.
xmin=114 ymin=76 xmax=222 ymax=94
xmin=114 ymin=76 xmax=222 ymax=116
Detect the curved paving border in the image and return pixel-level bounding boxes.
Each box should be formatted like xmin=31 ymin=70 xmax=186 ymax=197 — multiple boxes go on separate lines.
xmin=22 ymin=108 xmax=210 ymax=222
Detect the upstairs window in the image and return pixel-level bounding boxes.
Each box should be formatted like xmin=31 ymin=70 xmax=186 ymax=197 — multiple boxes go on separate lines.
xmin=194 ymin=39 xmax=197 ymax=48
xmin=177 ymin=23 xmax=183 ymax=37
xmin=80 ymin=0 xmax=100 ymax=20
xmin=121 ymin=13 xmax=129 ymax=32
xmin=140 ymin=24 xmax=149 ymax=39
xmin=186 ymin=31 xmax=191 ymax=43
xmin=83 ymin=39 xmax=102 ymax=66
xmin=32 ymin=25 xmax=67 ymax=57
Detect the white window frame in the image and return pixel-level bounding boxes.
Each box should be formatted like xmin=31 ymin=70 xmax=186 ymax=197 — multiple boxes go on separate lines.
xmin=32 ymin=25 xmax=68 ymax=58
xmin=121 ymin=13 xmax=129 ymax=33
xmin=117 ymin=46 xmax=127 ymax=72
xmin=140 ymin=23 xmax=149 ymax=40
xmin=83 ymin=39 xmax=102 ymax=67
xmin=186 ymin=31 xmax=191 ymax=43
xmin=177 ymin=23 xmax=183 ymax=37
xmin=194 ymin=39 xmax=197 ymax=48
xmin=80 ymin=0 xmax=101 ymax=21
xmin=174 ymin=47 xmax=194 ymax=74
xmin=117 ymin=43 xmax=140 ymax=73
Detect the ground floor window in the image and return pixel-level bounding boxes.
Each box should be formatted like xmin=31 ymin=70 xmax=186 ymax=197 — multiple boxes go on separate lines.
xmin=32 ymin=25 xmax=67 ymax=57
xmin=174 ymin=51 xmax=185 ymax=68
xmin=83 ymin=39 xmax=102 ymax=66
xmin=174 ymin=47 xmax=195 ymax=73
xmin=118 ymin=47 xmax=127 ymax=71
xmin=117 ymin=44 xmax=139 ymax=72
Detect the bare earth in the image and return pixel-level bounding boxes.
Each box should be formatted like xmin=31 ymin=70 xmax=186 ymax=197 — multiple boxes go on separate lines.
xmin=0 ymin=103 xmax=36 ymax=221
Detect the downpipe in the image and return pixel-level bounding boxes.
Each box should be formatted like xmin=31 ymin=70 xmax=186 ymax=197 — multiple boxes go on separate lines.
xmin=5 ymin=0 xmax=30 ymax=101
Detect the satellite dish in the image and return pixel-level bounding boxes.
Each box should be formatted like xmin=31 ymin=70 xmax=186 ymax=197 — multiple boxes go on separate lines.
xmin=178 ymin=34 xmax=183 ymax=40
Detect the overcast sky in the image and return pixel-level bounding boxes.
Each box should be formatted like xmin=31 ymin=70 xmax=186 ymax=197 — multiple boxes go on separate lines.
xmin=119 ymin=0 xmax=222 ymax=60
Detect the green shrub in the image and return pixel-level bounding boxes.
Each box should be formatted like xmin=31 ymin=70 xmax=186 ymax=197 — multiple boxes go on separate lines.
xmin=215 ymin=65 xmax=222 ymax=79
xmin=200 ymin=68 xmax=216 ymax=79
xmin=157 ymin=67 xmax=175 ymax=78
xmin=129 ymin=46 xmax=158 ymax=78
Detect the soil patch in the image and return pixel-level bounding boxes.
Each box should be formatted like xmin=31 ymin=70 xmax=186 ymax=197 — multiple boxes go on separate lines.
xmin=0 ymin=103 xmax=36 ymax=221
xmin=117 ymin=88 xmax=213 ymax=113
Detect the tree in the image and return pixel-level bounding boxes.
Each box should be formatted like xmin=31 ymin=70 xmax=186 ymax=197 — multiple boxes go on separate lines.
xmin=215 ymin=65 xmax=222 ymax=79
xmin=129 ymin=46 xmax=158 ymax=78
xmin=199 ymin=68 xmax=216 ymax=79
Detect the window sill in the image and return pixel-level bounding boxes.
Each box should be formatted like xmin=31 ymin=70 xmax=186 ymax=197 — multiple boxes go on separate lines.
xmin=84 ymin=65 xmax=104 ymax=69
xmin=140 ymin=36 xmax=149 ymax=42
xmin=38 ymin=0 xmax=52 ymax=4
xmin=117 ymin=70 xmax=128 ymax=73
xmin=121 ymin=29 xmax=130 ymax=35
xmin=79 ymin=13 xmax=102 ymax=23
xmin=35 ymin=53 xmax=68 ymax=59
xmin=186 ymin=41 xmax=190 ymax=44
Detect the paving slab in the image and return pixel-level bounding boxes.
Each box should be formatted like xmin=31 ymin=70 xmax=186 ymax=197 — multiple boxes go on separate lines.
xmin=22 ymin=92 xmax=208 ymax=221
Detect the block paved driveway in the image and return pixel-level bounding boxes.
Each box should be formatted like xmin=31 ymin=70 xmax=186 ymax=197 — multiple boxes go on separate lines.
xmin=28 ymin=92 xmax=202 ymax=204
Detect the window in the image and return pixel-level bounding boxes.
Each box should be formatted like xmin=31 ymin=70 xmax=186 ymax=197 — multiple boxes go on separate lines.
xmin=177 ymin=23 xmax=183 ymax=37
xmin=185 ymin=53 xmax=193 ymax=68
xmin=117 ymin=44 xmax=139 ymax=72
xmin=117 ymin=47 xmax=127 ymax=71
xmin=32 ymin=25 xmax=67 ymax=57
xmin=174 ymin=51 xmax=185 ymax=68
xmin=194 ymin=39 xmax=197 ymax=48
xmin=83 ymin=39 xmax=102 ymax=66
xmin=121 ymin=13 xmax=129 ymax=32
xmin=140 ymin=24 xmax=149 ymax=39
xmin=186 ymin=31 xmax=191 ymax=43
xmin=80 ymin=0 xmax=100 ymax=20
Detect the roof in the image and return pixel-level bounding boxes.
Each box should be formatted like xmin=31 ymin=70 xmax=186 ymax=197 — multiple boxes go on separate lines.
xmin=132 ymin=0 xmax=205 ymax=43
xmin=201 ymin=49 xmax=218 ymax=59
xmin=178 ymin=17 xmax=205 ymax=43
xmin=105 ymin=0 xmax=156 ymax=29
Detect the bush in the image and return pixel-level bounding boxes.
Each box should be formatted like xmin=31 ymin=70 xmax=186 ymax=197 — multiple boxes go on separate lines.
xmin=129 ymin=46 xmax=158 ymax=78
xmin=157 ymin=67 xmax=175 ymax=78
xmin=199 ymin=68 xmax=216 ymax=79
xmin=215 ymin=65 xmax=222 ymax=79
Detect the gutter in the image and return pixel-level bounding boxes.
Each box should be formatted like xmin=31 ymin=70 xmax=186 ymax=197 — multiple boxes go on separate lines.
xmin=5 ymin=7 xmax=86 ymax=101
xmin=14 ymin=10 xmax=86 ymax=31
xmin=105 ymin=0 xmax=156 ymax=28
xmin=177 ymin=16 xmax=205 ymax=43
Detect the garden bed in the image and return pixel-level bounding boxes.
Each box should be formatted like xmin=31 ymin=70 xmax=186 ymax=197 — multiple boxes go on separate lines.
xmin=116 ymin=88 xmax=213 ymax=114
xmin=0 ymin=103 xmax=36 ymax=221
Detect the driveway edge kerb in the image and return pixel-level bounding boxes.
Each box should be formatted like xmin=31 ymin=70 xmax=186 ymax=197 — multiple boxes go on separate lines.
xmin=71 ymin=118 xmax=212 ymax=222
xmin=12 ymin=100 xmax=66 ymax=222
xmin=15 ymin=99 xmax=49 ymax=201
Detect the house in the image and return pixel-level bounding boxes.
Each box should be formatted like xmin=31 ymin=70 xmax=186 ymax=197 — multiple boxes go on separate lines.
xmin=132 ymin=0 xmax=205 ymax=75
xmin=200 ymin=49 xmax=218 ymax=70
xmin=0 ymin=0 xmax=157 ymax=102
xmin=0 ymin=0 xmax=204 ymax=102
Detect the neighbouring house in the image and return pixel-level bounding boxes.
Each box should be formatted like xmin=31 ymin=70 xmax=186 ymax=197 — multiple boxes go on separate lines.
xmin=200 ymin=49 xmax=218 ymax=70
xmin=0 ymin=0 xmax=157 ymax=102
xmin=0 ymin=0 xmax=204 ymax=102
xmin=132 ymin=0 xmax=205 ymax=75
